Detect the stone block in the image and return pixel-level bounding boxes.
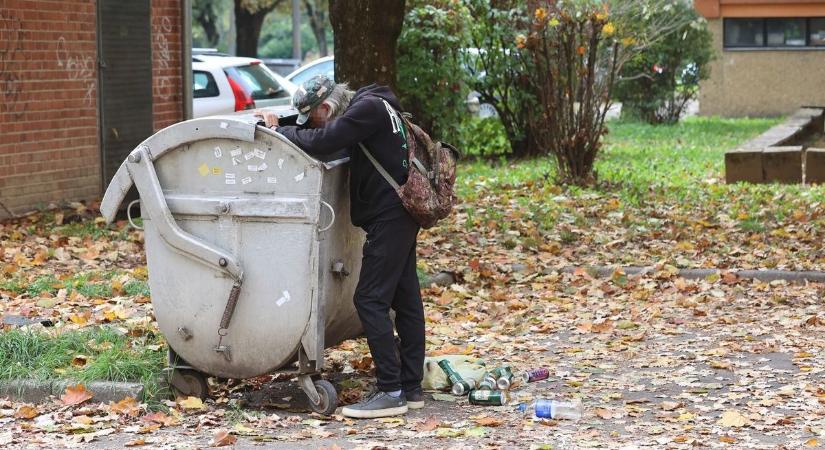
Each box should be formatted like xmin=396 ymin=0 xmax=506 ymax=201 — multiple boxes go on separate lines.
xmin=763 ymin=146 xmax=803 ymax=184
xmin=806 ymin=148 xmax=825 ymax=185
xmin=725 ymin=149 xmax=763 ymax=184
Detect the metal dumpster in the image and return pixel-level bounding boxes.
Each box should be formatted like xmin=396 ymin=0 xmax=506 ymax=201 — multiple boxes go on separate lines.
xmin=100 ymin=116 xmax=365 ymax=414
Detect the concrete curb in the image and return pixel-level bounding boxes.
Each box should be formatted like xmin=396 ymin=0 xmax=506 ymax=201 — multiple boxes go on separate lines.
xmin=423 ymin=267 xmax=825 ymax=287
xmin=561 ymin=266 xmax=825 ymax=283
xmin=0 ymin=379 xmax=144 ymax=404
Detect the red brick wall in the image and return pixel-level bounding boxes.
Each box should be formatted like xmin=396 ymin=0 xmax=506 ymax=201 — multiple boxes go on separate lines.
xmin=152 ymin=0 xmax=183 ymax=131
xmin=0 ymin=0 xmax=100 ymax=219
xmin=0 ymin=1 xmax=184 ymax=219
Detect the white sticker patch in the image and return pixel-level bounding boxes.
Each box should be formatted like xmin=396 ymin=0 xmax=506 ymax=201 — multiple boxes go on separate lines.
xmin=275 ymin=290 xmax=291 ymax=307
xmin=225 ymin=179 xmax=236 ymax=185
xmin=294 ymin=172 xmax=305 ymax=182
xmin=244 ymin=152 xmax=255 ymax=161
xmin=241 ymin=176 xmax=252 ymax=185
xmin=219 ymin=121 xmax=228 ymax=129
xmin=214 ymin=147 xmax=222 ymax=158
xmin=267 ymin=176 xmax=277 ymax=184
xmin=247 ymin=165 xmax=258 ymax=172
xmin=230 ymin=149 xmax=242 ymax=157
xmin=258 ymin=162 xmax=268 ymax=171
xmin=253 ymin=148 xmax=266 ymax=159
xmin=225 ymin=173 xmax=235 ymax=179
xmin=232 ymin=157 xmax=240 ymax=166
xmin=277 ymin=158 xmax=284 ymax=169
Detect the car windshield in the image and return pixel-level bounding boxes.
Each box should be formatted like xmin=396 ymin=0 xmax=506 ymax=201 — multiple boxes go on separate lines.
xmin=226 ymin=64 xmax=289 ymax=100
xmin=290 ymin=60 xmax=334 ymax=85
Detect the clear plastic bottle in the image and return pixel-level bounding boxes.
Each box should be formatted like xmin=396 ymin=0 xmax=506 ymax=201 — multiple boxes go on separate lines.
xmin=516 ymin=399 xmax=583 ymax=420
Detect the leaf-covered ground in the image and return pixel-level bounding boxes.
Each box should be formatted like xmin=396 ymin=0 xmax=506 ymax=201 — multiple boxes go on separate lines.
xmin=1 ymin=118 xmax=824 ymax=449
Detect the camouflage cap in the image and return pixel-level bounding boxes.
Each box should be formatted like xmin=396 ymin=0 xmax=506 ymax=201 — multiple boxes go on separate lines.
xmin=292 ymin=75 xmax=335 ymax=125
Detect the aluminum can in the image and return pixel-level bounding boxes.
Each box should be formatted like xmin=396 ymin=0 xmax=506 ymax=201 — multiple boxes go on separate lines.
xmin=468 ymin=389 xmax=509 ymax=406
xmin=522 ymin=367 xmax=551 ymax=383
xmin=451 ymin=379 xmax=476 ymax=395
xmin=496 ymin=366 xmax=514 ymax=390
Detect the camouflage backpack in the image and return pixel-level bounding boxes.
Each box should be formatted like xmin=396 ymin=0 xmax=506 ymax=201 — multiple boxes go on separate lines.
xmin=359 ymin=113 xmax=460 ymax=229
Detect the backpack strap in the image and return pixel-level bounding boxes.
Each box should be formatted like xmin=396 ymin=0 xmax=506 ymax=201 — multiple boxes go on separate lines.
xmin=359 ymin=142 xmax=401 ymax=191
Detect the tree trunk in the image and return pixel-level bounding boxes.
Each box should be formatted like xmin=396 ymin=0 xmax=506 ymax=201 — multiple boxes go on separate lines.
xmin=329 ymin=0 xmax=405 ymax=90
xmin=235 ymin=0 xmax=282 ymax=57
xmin=304 ymin=0 xmax=328 ymax=57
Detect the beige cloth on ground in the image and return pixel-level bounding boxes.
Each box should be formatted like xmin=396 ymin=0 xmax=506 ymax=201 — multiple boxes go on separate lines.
xmin=421 ymin=354 xmax=487 ymax=391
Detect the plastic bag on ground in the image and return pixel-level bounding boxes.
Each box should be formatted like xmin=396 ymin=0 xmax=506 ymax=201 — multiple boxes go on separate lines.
xmin=422 ymin=355 xmax=487 ymax=391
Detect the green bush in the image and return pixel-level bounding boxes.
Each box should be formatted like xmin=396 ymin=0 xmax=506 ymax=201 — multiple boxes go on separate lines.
xmin=458 ymin=117 xmax=511 ymax=158
xmin=397 ymin=1 xmax=471 ymax=141
xmin=614 ymin=2 xmax=713 ymax=124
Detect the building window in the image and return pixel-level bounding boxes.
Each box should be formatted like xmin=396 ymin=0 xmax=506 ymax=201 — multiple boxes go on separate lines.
xmin=724 ymin=18 xmax=825 ymax=48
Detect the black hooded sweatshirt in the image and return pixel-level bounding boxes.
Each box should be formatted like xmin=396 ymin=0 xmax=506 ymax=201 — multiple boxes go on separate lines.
xmin=276 ymin=84 xmax=409 ymax=227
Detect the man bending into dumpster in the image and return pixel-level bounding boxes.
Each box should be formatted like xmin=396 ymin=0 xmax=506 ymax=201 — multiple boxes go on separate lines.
xmin=256 ymin=75 xmax=425 ymax=419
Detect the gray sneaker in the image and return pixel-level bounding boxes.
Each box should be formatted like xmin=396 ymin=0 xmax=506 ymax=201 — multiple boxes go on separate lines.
xmin=404 ymin=388 xmax=425 ymax=409
xmin=341 ymin=390 xmax=408 ymax=419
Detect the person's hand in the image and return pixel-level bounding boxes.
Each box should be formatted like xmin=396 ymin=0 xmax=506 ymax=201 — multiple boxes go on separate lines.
xmin=254 ymin=109 xmax=279 ymax=128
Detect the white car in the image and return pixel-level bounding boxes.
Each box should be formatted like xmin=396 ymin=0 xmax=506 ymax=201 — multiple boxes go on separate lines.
xmin=192 ymin=50 xmax=298 ymax=118
xmin=286 ymin=55 xmax=335 ymax=86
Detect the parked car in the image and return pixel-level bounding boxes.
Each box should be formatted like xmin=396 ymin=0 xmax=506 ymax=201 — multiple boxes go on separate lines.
xmin=192 ymin=49 xmax=298 ymax=118
xmin=285 ymin=55 xmax=335 ymax=86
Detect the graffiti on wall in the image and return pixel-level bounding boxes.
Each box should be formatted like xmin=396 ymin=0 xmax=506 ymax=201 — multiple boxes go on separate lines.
xmin=0 ymin=9 xmax=26 ymax=118
xmin=56 ymin=36 xmax=96 ymax=107
xmin=153 ymin=15 xmax=173 ymax=101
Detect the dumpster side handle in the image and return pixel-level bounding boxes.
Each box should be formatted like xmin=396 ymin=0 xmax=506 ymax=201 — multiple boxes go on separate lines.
xmin=126 ymin=146 xmax=244 ymax=283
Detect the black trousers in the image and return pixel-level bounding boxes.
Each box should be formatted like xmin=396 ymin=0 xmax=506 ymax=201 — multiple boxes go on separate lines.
xmin=354 ymin=211 xmax=424 ymax=393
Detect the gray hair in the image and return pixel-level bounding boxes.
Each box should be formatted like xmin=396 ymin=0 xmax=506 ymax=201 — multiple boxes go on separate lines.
xmin=322 ymin=83 xmax=355 ymax=120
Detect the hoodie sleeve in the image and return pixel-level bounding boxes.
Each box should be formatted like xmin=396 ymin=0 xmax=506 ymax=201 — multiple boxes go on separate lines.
xmin=276 ymin=97 xmax=380 ymax=156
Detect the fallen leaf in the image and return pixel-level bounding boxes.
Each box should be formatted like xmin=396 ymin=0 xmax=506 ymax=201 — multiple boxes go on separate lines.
xmin=465 ymin=426 xmax=488 ymax=437
xmin=141 ymin=411 xmax=179 ymax=427
xmin=806 ymin=438 xmax=819 ymax=447
xmin=416 ymin=416 xmax=440 ymax=432
xmin=109 ymin=397 xmax=141 ymax=417
xmin=210 ymin=429 xmax=236 ymax=447
xmin=720 ymin=435 xmax=737 ymax=444
xmin=661 ymin=401 xmax=681 ymax=411
xmin=474 ymin=416 xmax=503 ymax=427
xmin=178 ymin=396 xmax=204 ymax=410
xmin=717 ymin=410 xmax=751 ymax=427
xmin=125 ymin=438 xmax=146 ymax=447
xmin=61 ymin=384 xmax=93 ymax=406
xmin=14 ymin=405 xmax=38 ymax=419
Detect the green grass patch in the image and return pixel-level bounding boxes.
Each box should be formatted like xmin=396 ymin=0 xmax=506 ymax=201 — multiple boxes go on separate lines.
xmin=0 ymin=326 xmax=167 ymax=401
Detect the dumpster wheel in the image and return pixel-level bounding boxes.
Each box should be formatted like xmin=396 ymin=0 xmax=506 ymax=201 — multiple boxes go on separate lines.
xmin=309 ymin=380 xmax=338 ymax=415
xmin=170 ymin=369 xmax=209 ymax=400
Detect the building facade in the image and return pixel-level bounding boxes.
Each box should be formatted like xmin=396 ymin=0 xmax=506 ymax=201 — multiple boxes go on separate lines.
xmin=0 ymin=0 xmax=187 ymax=219
xmin=694 ymin=0 xmax=825 ymax=117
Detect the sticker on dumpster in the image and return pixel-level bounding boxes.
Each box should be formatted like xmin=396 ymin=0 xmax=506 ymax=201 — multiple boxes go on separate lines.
xmin=198 ymin=163 xmax=210 ymax=177
xmin=225 ymin=179 xmax=236 ymax=185
xmin=230 ymin=149 xmax=242 ymax=157
xmin=253 ymin=148 xmax=266 ymax=159
xmin=225 ymin=173 xmax=235 ymax=179
xmin=294 ymin=172 xmax=305 ymax=182
xmin=212 ymin=167 xmax=222 ymax=175
xmin=276 ymin=290 xmax=291 ymax=307
xmin=232 ymin=157 xmax=240 ymax=166
xmin=247 ymin=165 xmax=258 ymax=172
xmin=241 ymin=176 xmax=252 ymax=185
xmin=267 ymin=176 xmax=277 ymax=184
xmin=220 ymin=121 xmax=229 ymax=129
xmin=214 ymin=147 xmax=222 ymax=158
xmin=258 ymin=162 xmax=268 ymax=171
xmin=278 ymin=158 xmax=284 ymax=169
xmin=244 ymin=152 xmax=255 ymax=161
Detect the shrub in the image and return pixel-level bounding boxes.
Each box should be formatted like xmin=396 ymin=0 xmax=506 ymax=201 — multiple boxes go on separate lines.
xmin=614 ymin=2 xmax=713 ymax=124
xmin=462 ymin=0 xmax=537 ymax=158
xmin=458 ymin=117 xmax=511 ymax=158
xmin=520 ymin=0 xmax=691 ymax=185
xmin=397 ymin=1 xmax=471 ymax=141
